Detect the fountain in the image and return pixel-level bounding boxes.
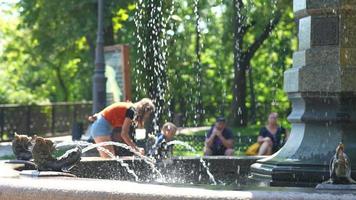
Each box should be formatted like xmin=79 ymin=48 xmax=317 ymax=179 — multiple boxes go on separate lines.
xmin=1 ymin=137 xmax=355 ymax=199
xmin=251 ymin=0 xmax=356 ymax=187
xmin=2 ymin=0 xmax=356 ymax=199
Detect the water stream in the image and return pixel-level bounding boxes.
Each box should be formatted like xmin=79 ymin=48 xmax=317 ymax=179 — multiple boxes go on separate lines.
xmin=81 ymin=141 xmax=163 ymax=179
xmin=56 ymin=141 xmax=139 ymax=180
xmin=166 ymin=140 xmax=217 ymax=185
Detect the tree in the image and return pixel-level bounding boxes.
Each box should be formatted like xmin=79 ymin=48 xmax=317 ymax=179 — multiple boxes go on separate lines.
xmin=230 ymin=0 xmax=288 ymax=126
xmin=1 ymin=0 xmax=296 ymax=128
xmin=3 ymin=0 xmax=136 ymax=103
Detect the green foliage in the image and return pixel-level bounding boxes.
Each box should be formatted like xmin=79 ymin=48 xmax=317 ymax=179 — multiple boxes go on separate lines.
xmin=0 ymin=0 xmax=296 ymax=128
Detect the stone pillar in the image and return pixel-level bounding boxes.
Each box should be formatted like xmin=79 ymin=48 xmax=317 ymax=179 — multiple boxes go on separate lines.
xmin=251 ymin=0 xmax=356 ymax=187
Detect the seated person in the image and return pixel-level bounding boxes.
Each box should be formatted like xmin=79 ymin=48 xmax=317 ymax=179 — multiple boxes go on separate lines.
xmin=150 ymin=122 xmax=177 ymax=158
xmin=257 ymin=112 xmax=289 ymax=155
xmin=204 ymin=117 xmax=234 ymax=156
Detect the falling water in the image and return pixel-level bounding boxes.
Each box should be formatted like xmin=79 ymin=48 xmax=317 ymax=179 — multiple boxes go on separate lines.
xmin=95 ymin=146 xmax=139 ymax=181
xmin=134 ymin=0 xmax=172 ymax=132
xmin=199 ymin=157 xmax=217 ymax=185
xmin=270 ymin=0 xmax=279 ymax=112
xmin=166 ymin=140 xmax=217 ymax=185
xmin=233 ymin=0 xmax=244 ymax=125
xmin=166 ymin=140 xmax=196 ymax=153
xmin=193 ymin=0 xmax=203 ymax=126
xmin=81 ymin=141 xmax=163 ymax=179
xmin=55 ymin=141 xmax=92 ymax=149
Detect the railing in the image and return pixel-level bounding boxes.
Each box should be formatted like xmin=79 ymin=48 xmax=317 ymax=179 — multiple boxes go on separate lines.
xmin=0 ymin=102 xmax=93 ymax=141
xmin=0 ymin=101 xmax=257 ymax=154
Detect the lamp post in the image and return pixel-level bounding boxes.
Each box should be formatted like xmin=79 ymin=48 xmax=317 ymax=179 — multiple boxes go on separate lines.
xmin=92 ymin=0 xmax=106 ymax=113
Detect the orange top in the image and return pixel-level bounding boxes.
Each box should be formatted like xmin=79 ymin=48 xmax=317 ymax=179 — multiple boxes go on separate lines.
xmin=100 ymin=102 xmax=134 ymax=128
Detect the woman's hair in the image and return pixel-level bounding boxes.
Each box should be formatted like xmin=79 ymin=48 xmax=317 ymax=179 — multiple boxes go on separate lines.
xmin=269 ymin=112 xmax=278 ymax=119
xmin=135 ymin=98 xmax=155 ymax=120
xmin=162 ymin=122 xmax=177 ymax=135
xmin=267 ymin=112 xmax=279 ymax=125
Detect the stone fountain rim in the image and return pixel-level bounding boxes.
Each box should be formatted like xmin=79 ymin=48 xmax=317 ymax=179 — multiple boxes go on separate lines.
xmin=0 ymin=176 xmax=355 ymax=200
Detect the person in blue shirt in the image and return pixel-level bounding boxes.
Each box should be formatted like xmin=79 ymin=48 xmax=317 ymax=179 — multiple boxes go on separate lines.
xmin=204 ymin=117 xmax=234 ymax=156
xmin=150 ymin=122 xmax=178 ymax=158
xmin=257 ymin=112 xmax=289 ymax=155
xmin=154 ymin=122 xmax=177 ymax=146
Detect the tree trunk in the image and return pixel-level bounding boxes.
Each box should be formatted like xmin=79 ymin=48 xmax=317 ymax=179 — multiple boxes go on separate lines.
xmin=232 ymin=0 xmax=248 ymax=127
xmin=103 ymin=0 xmax=114 ymax=46
xmin=233 ymin=62 xmax=248 ymax=126
xmin=231 ymin=1 xmax=282 ymax=126
xmin=54 ymin=66 xmax=68 ymax=102
xmin=248 ymin=67 xmax=257 ymax=124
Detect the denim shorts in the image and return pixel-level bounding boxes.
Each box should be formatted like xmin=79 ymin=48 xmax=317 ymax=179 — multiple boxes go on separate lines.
xmin=90 ymin=114 xmax=113 ymax=137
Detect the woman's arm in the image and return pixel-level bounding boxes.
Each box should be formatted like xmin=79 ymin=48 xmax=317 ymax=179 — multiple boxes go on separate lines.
xmin=257 ymin=127 xmax=270 ymax=143
xmin=88 ymin=113 xmax=100 ymax=122
xmin=257 ymin=136 xmax=266 ymax=143
xmin=120 ymin=118 xmax=140 ymax=152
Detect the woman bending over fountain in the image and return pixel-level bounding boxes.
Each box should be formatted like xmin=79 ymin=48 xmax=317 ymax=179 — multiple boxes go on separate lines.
xmin=257 ymin=112 xmax=289 ymax=155
xmin=89 ymin=98 xmax=155 ymax=157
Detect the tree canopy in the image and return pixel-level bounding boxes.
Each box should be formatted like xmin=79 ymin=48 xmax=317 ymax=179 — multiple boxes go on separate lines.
xmin=0 ymin=0 xmax=296 ymax=127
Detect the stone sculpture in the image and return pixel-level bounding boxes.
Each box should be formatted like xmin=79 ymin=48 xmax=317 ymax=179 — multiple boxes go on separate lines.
xmin=328 ymin=143 xmax=356 ymax=184
xmin=11 ymin=133 xmax=33 ymax=161
xmin=32 ymin=136 xmax=82 ymax=171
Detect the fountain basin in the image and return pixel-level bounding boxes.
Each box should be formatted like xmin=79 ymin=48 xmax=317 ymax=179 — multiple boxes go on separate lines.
xmin=1 ymin=156 xmax=356 ymax=200
xmin=70 ymin=156 xmax=262 ymax=184
xmin=0 ymin=176 xmax=356 ymax=200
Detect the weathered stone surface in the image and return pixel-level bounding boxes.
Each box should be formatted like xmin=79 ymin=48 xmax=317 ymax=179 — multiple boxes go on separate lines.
xmin=316 ymin=183 xmax=356 ymax=190
xmin=312 ymin=16 xmax=339 ymax=46
xmin=294 ymin=0 xmax=356 ymax=18
xmin=293 ymin=48 xmax=339 ymax=68
xmin=299 ymin=16 xmax=339 ymax=50
xmin=298 ymin=16 xmax=311 ymax=50
xmin=340 ymin=16 xmax=356 ymax=48
xmin=283 ymin=67 xmax=300 ymax=92
xmin=0 ymin=177 xmax=356 ymax=200
xmin=19 ymin=170 xmax=76 ymax=177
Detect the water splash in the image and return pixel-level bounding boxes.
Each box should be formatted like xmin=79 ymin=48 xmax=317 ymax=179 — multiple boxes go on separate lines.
xmin=95 ymin=146 xmax=139 ymax=181
xmin=166 ymin=140 xmax=217 ymax=185
xmin=55 ymin=141 xmax=139 ymax=181
xmin=81 ymin=141 xmax=163 ymax=179
xmin=199 ymin=157 xmax=217 ymax=185
xmin=166 ymin=140 xmax=196 ymax=153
